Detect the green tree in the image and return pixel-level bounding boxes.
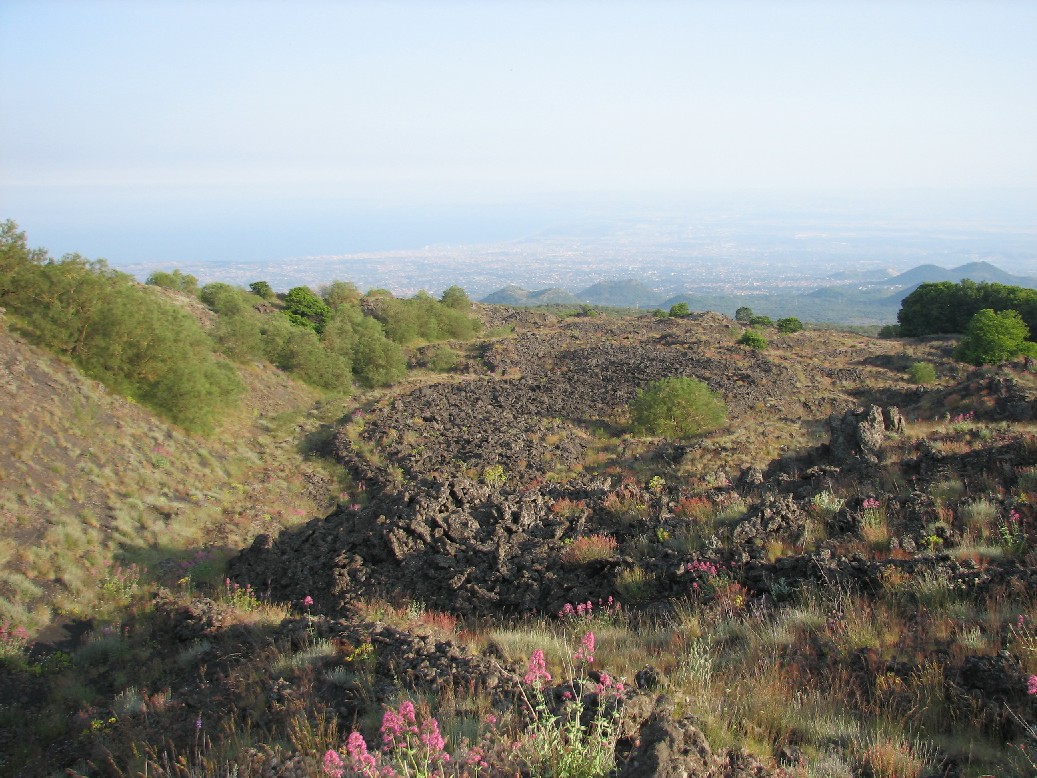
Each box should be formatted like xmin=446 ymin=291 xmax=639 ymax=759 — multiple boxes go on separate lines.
xmin=955 ymin=308 xmax=1037 ymax=366
xmin=283 ymin=286 xmax=332 ymax=333
xmin=776 ymin=317 xmax=803 ymax=333
xmin=249 ymin=280 xmax=275 ymax=299
xmin=669 ymin=302 xmax=689 ymax=317
xmin=440 ymin=285 xmax=471 ymax=310
xmin=898 ymin=279 xmax=1037 ymax=338
xmin=321 ymin=280 xmax=361 ymax=311
xmin=629 ymin=377 xmax=727 ymax=440
xmin=735 ymin=306 xmax=754 ymax=323
xmin=748 ymin=314 xmax=773 ymax=328
xmin=738 ymin=329 xmax=768 ymax=350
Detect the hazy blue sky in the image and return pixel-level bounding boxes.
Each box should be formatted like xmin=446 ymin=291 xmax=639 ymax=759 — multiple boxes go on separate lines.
xmin=1 ymin=0 xmax=1035 ymax=266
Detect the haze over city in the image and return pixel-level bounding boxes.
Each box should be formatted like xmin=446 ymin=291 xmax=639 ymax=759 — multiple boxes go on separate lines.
xmin=1 ymin=1 xmax=1035 ymax=295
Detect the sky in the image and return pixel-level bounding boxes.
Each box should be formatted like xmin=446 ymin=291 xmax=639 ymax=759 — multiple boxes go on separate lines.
xmin=1 ymin=0 xmax=1035 ymax=267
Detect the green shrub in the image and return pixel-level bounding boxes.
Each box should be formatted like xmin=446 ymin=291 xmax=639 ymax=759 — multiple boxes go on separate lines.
xmin=669 ymin=302 xmax=689 ymax=317
xmin=199 ymin=282 xmax=247 ymax=316
xmin=212 ymin=312 xmax=265 ymax=362
xmin=265 ymin=320 xmax=351 ymax=391
xmin=777 ymin=317 xmax=803 ymax=333
xmin=629 ymin=377 xmax=727 ymax=440
xmin=955 ymin=308 xmax=1037 ymax=366
xmin=147 ymin=269 xmax=198 ymax=295
xmin=350 ymin=317 xmax=407 ymax=387
xmin=735 ymin=306 xmax=753 ymax=323
xmin=748 ymin=314 xmax=773 ymax=328
xmin=425 ymin=345 xmax=457 ymax=372
xmin=373 ymin=291 xmax=480 ymax=345
xmin=320 ymin=280 xmax=361 ymax=311
xmin=907 ymin=361 xmax=937 ymax=384
xmin=249 ymin=280 xmax=275 ymax=299
xmin=738 ymin=329 xmax=768 ymax=350
xmin=878 ymin=324 xmax=901 ymax=338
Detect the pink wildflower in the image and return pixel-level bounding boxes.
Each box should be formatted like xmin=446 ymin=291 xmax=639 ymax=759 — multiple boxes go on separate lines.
xmin=1029 ymin=675 xmax=1037 ymax=696
xmin=574 ymin=631 xmax=595 ymax=664
xmin=524 ymin=649 xmax=552 ymax=686
xmin=420 ymin=717 xmax=449 ymax=760
xmin=323 ymin=749 xmax=345 ymax=778
xmin=381 ymin=707 xmax=405 ymax=748
xmin=303 ymin=595 xmax=314 ymax=607
xmin=484 ymin=713 xmax=498 ymax=726
xmin=398 ymin=700 xmax=417 ymax=726
xmin=345 ymin=732 xmax=378 ymax=777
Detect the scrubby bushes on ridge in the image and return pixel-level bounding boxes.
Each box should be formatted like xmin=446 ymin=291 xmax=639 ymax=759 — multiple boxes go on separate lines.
xmin=0 ymin=220 xmax=242 ymax=432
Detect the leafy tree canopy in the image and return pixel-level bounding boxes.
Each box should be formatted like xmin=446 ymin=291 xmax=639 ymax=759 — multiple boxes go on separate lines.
xmin=897 ymin=279 xmax=1037 ymax=339
xmin=734 ymin=306 xmax=754 ymax=323
xmin=321 ymin=280 xmax=361 ymax=311
xmin=777 ymin=317 xmax=803 ymax=333
xmin=249 ymin=280 xmax=275 ymax=299
xmin=954 ymin=308 xmax=1037 ymax=366
xmin=440 ymin=285 xmax=471 ymax=310
xmin=669 ymin=302 xmax=689 ymax=317
xmin=629 ymin=377 xmax=727 ymax=441
xmin=283 ymin=286 xmax=332 ymax=334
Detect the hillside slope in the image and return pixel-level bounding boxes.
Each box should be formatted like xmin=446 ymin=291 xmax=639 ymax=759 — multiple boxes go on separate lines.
xmin=0 ymin=309 xmax=342 ymax=632
xmin=4 ymin=305 xmax=1037 ymax=777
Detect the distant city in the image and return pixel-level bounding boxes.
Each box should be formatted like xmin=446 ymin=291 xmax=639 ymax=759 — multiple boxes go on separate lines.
xmin=119 ymin=211 xmax=1037 ymax=325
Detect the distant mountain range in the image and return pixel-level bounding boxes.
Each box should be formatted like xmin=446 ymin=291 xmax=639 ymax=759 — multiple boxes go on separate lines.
xmin=480 ymin=261 xmax=1037 ymax=325
xmin=889 ymin=261 xmax=1037 ymax=289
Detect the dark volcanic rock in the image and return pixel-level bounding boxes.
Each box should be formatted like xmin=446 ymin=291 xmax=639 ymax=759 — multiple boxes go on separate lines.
xmin=827 ymin=404 xmax=904 ymax=465
xmin=229 ymin=474 xmax=623 ymax=619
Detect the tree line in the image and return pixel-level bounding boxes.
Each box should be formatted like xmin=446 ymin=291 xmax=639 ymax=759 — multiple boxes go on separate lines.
xmin=0 ymin=220 xmax=479 ymax=433
xmin=895 ymin=279 xmax=1037 ymax=365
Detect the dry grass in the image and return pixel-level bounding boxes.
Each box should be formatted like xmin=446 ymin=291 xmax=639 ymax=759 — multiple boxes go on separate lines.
xmin=4 ymin=311 xmax=1037 ymax=777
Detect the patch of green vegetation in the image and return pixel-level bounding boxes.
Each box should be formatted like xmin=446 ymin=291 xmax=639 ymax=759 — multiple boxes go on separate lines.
xmin=629 ymin=377 xmax=727 ymax=440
